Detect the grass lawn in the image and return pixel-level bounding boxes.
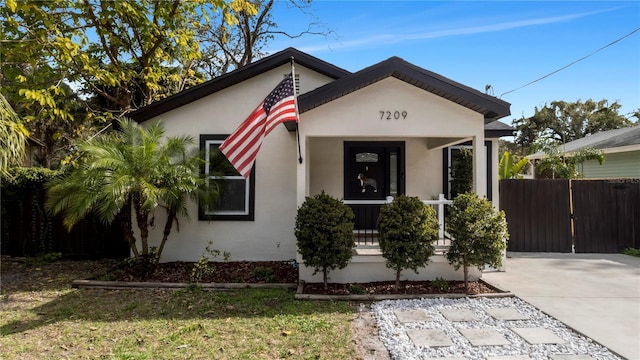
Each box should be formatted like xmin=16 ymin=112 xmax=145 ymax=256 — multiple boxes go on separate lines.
xmin=0 ymin=260 xmax=357 ymax=360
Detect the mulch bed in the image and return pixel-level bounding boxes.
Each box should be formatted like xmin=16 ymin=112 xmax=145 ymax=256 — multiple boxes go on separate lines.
xmin=100 ymin=260 xmax=497 ymax=295
xmin=103 ymin=260 xmax=299 ymax=284
xmin=303 ymin=280 xmax=496 ymax=295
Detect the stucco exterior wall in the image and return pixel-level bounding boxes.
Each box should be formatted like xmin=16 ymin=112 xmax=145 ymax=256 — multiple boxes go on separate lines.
xmin=308 ymin=137 xmax=444 ymax=199
xmin=139 ymin=65 xmax=336 ymax=262
xmin=139 ymin=67 xmax=492 ymax=273
xmin=298 ymin=254 xmax=481 ymax=283
xmin=297 ymin=77 xmax=486 ymax=206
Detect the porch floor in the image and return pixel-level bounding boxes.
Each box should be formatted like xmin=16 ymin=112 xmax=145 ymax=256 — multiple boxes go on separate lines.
xmin=354 ymin=239 xmax=451 ymax=256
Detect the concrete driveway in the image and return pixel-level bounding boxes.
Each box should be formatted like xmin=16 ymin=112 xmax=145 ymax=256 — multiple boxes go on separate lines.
xmin=482 ymin=252 xmax=640 ymax=360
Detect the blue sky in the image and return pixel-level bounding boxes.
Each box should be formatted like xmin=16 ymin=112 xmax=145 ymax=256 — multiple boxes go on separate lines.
xmin=266 ymin=1 xmax=640 ymax=125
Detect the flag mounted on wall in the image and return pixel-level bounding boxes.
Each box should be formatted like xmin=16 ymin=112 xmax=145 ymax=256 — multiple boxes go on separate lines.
xmin=219 ymin=73 xmax=298 ymax=178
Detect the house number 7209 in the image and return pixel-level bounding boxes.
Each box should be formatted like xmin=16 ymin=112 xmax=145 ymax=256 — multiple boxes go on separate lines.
xmin=380 ymin=110 xmax=408 ymax=120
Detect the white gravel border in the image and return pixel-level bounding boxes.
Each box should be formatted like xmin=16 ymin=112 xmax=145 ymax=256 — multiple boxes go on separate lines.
xmin=372 ymin=297 xmax=622 ymax=360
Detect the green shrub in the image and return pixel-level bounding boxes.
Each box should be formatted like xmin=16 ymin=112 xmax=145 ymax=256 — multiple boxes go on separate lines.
xmin=432 ymin=277 xmax=449 ymax=292
xmin=446 ymin=193 xmax=508 ymax=292
xmin=623 ymin=248 xmax=640 ymax=257
xmin=377 ymin=195 xmax=439 ymax=289
xmin=295 ymin=191 xmax=354 ymax=290
xmin=449 ymin=148 xmax=473 ymax=199
xmin=252 ymin=266 xmax=276 ymax=282
xmin=190 ymin=240 xmax=231 ymax=283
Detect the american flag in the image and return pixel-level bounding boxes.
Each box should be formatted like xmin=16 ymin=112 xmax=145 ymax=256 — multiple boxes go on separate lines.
xmin=219 ymin=74 xmax=298 ymax=178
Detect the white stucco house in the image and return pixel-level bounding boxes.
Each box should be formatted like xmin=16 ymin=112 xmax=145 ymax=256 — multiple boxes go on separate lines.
xmin=130 ymin=48 xmax=512 ymax=284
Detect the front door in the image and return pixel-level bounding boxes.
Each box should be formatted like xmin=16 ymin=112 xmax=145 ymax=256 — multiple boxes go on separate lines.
xmin=344 ymin=141 xmax=404 ymax=230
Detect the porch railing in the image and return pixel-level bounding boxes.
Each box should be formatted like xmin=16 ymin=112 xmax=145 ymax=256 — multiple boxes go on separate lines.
xmin=344 ymin=194 xmax=452 ymax=247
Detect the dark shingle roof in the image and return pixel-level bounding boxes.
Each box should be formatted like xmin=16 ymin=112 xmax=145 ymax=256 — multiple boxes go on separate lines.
xmin=296 ymin=56 xmax=511 ymax=121
xmin=130 ymin=48 xmax=351 ymax=122
xmin=130 ymin=48 xmax=511 ymax=129
xmin=485 ymin=120 xmax=516 ymax=138
xmin=528 ymin=125 xmax=640 ymax=159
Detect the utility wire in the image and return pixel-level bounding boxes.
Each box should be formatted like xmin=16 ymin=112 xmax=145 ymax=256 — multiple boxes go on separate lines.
xmin=500 ymin=27 xmax=640 ymax=98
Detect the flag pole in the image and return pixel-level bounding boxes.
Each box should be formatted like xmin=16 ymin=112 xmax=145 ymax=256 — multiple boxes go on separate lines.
xmin=291 ymin=56 xmax=303 ymax=164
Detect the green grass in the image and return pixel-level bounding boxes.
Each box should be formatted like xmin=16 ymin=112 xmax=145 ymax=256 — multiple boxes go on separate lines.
xmin=1 ymin=286 xmax=356 ymax=359
xmin=623 ymin=247 xmax=640 ymax=257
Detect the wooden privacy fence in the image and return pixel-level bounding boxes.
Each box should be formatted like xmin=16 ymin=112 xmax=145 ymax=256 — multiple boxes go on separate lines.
xmin=500 ymin=179 xmax=639 ymax=253
xmin=1 ymin=187 xmax=129 ymax=259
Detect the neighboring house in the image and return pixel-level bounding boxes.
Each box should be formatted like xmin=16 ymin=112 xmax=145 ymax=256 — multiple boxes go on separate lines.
xmin=528 ymin=125 xmax=640 ymax=179
xmin=130 ymin=48 xmax=511 ymax=283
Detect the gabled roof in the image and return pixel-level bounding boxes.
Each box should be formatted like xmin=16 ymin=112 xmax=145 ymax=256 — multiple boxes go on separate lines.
xmin=130 ymin=48 xmax=351 ymax=122
xmin=131 ymin=48 xmax=511 ymax=128
xmin=296 ymin=56 xmax=511 ymax=122
xmin=485 ymin=120 xmax=516 ymax=138
xmin=528 ymin=125 xmax=640 ymax=159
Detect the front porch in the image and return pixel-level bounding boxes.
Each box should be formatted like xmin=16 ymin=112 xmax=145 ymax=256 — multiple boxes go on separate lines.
xmin=296 ymin=194 xmax=485 ymax=284
xmin=349 ymin=194 xmax=453 ymax=255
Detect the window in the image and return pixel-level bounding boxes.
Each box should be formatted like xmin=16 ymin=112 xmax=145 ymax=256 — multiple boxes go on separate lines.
xmin=199 ymin=135 xmax=255 ymax=221
xmin=442 ymin=141 xmax=492 ymax=200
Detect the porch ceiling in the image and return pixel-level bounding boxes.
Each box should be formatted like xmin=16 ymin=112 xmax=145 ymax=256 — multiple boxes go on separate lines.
xmin=426 ymin=137 xmax=472 ymax=150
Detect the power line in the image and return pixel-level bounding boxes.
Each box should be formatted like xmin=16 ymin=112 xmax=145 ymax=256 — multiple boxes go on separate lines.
xmin=500 ymin=27 xmax=640 ymax=98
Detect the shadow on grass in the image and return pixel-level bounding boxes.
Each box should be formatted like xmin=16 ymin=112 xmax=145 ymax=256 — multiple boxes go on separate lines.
xmin=1 ymin=286 xmax=353 ymax=336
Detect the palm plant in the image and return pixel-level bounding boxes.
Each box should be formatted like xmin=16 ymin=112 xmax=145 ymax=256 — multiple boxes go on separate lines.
xmin=498 ymin=151 xmax=529 ymax=180
xmin=47 ymin=118 xmax=221 ymax=259
xmin=0 ymin=93 xmax=27 ymax=176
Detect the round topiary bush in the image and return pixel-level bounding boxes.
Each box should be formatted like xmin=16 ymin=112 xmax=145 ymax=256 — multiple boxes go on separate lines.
xmin=377 ymin=194 xmax=439 ymax=289
xmin=446 ymin=193 xmax=508 ymax=292
xmin=295 ymin=191 xmax=355 ymax=289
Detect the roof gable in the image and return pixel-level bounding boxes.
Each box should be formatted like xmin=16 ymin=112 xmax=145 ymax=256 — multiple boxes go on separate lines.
xmin=130 ymin=48 xmax=351 ymax=122
xmin=296 ymin=56 xmax=511 ymax=122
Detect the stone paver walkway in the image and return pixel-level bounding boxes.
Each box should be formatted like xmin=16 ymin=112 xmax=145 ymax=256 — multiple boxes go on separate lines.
xmin=376 ymin=297 xmax=621 ymax=359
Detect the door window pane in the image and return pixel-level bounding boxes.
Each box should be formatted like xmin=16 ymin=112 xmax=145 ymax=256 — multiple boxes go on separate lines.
xmin=389 ymin=152 xmax=398 ymax=196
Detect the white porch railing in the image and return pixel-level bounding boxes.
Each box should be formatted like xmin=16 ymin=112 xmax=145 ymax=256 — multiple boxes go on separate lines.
xmin=344 ymin=194 xmax=452 ymax=247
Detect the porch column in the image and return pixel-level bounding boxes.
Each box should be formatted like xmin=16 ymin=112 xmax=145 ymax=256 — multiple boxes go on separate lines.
xmin=472 ymin=136 xmax=487 ymax=197
xmin=491 ymin=139 xmax=500 ymax=208
xmin=296 ymin=134 xmax=309 ymax=207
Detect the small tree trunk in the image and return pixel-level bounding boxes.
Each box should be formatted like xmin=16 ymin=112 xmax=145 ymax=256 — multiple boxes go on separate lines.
xmin=133 ymin=201 xmax=149 ymax=255
xmin=395 ymin=268 xmax=402 ymax=290
xmin=463 ymin=256 xmax=469 ymax=293
xmin=323 ymin=268 xmax=328 ymax=290
xmin=117 ymin=202 xmax=139 ymax=257
xmin=157 ymin=210 xmax=175 ymax=259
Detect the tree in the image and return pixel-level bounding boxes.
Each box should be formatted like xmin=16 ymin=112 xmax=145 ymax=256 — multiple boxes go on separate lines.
xmin=377 ymin=195 xmax=439 ymax=289
xmin=0 ymin=93 xmax=27 ymax=176
xmin=513 ymin=99 xmax=633 ymax=153
xmin=196 ymin=0 xmax=333 ymax=77
xmin=2 ymin=1 xmax=258 ymax=115
xmin=295 ymin=191 xmax=354 ymax=290
xmin=532 ymin=139 xmax=605 ymax=179
xmin=46 ymin=118 xmax=221 ymax=260
xmin=446 ymin=193 xmax=508 ymax=292
xmin=449 ymin=148 xmax=473 ymax=199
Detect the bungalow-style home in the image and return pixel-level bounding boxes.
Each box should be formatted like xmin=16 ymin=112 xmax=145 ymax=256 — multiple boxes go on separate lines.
xmin=528 ymin=125 xmax=640 ymax=179
xmin=130 ymin=48 xmax=512 ymax=283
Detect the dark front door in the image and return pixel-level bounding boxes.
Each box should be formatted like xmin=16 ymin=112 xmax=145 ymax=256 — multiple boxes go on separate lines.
xmin=344 ymin=141 xmax=404 ymax=230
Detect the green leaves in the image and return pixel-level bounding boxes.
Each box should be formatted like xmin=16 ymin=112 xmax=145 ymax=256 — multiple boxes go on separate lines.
xmin=513 ymin=99 xmax=633 ymax=151
xmin=46 ymin=119 xmax=211 ymax=259
xmin=0 ymin=94 xmax=27 ymax=176
xmin=533 ymin=140 xmax=605 ymax=179
xmin=446 ymin=193 xmax=508 ymax=290
xmin=498 ymin=151 xmax=529 ymax=180
xmin=377 ymin=195 xmax=439 ymax=288
xmin=295 ymin=191 xmax=354 ymax=289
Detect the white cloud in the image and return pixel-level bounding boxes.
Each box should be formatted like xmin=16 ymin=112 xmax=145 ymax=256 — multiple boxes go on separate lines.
xmin=296 ymin=8 xmax=616 ymax=53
